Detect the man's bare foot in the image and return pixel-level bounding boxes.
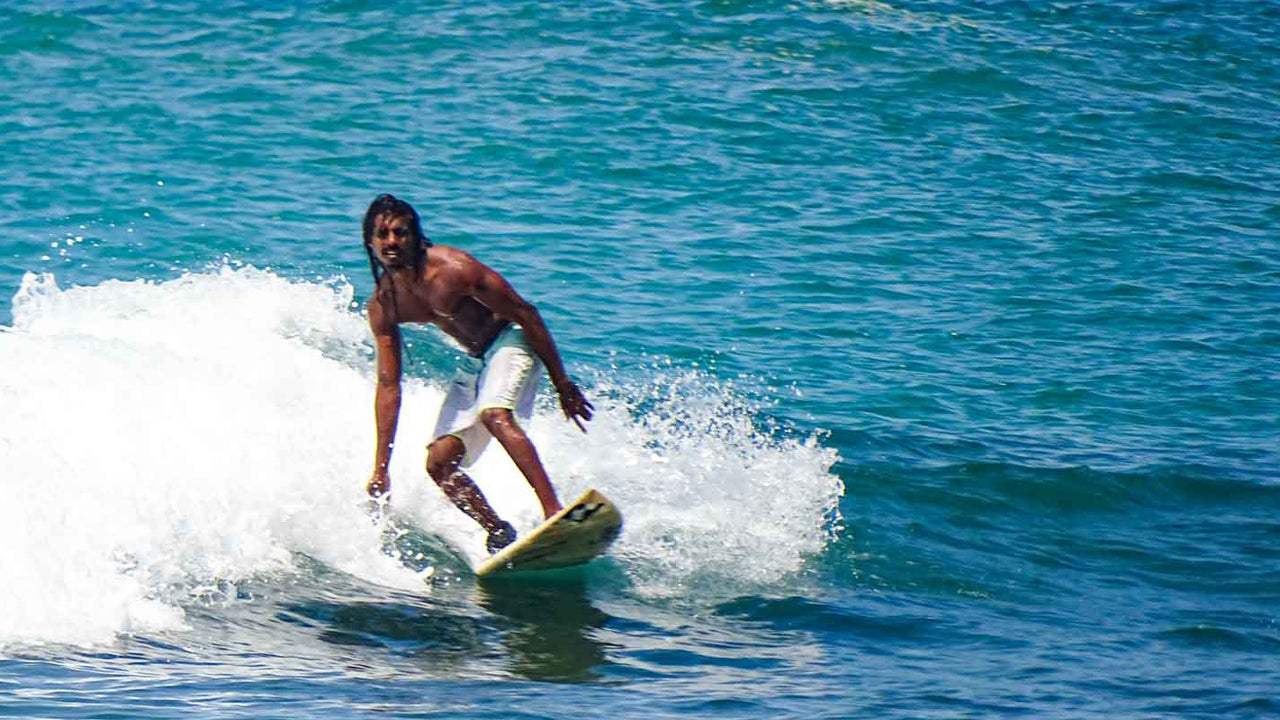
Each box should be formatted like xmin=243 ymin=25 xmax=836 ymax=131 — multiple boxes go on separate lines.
xmin=486 ymin=521 xmax=517 ymax=554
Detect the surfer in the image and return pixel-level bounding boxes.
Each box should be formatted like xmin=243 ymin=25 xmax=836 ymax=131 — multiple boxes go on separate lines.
xmin=361 ymin=194 xmax=594 ymax=553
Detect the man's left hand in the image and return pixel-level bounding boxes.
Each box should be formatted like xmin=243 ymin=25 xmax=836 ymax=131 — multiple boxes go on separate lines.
xmin=557 ymin=381 xmax=594 ymax=432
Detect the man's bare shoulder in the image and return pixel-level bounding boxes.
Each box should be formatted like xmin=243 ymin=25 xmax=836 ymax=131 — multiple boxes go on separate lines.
xmin=366 ymin=292 xmax=396 ymax=336
xmin=431 ymin=243 xmax=480 ymax=267
xmin=429 ymin=244 xmax=499 ymax=283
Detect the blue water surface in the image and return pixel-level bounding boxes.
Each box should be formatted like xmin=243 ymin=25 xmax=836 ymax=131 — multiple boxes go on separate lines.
xmin=2 ymin=1 xmax=1279 ymax=718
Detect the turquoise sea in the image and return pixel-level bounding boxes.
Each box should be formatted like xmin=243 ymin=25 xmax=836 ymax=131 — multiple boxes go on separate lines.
xmin=3 ymin=1 xmax=1279 ymax=717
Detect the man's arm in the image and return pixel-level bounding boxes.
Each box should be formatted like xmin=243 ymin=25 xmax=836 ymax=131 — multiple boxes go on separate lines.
xmin=469 ymin=262 xmax=594 ymax=431
xmin=368 ymin=296 xmax=403 ymax=497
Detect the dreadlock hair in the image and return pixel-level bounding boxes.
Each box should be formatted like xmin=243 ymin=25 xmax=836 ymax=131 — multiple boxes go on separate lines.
xmin=362 ymin=194 xmax=432 ymax=325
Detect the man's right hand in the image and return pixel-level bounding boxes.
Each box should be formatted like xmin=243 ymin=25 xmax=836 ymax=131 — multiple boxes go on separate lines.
xmin=367 ymin=472 xmax=390 ymax=499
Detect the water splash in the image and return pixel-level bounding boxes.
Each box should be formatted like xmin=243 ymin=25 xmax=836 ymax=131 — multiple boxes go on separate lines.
xmin=0 ymin=266 xmax=843 ymax=648
xmin=534 ymin=365 xmax=844 ymax=597
xmin=0 ymin=267 xmax=414 ymax=648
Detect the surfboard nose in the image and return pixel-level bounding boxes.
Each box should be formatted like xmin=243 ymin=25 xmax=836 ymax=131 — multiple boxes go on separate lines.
xmin=475 ymin=488 xmax=623 ymax=577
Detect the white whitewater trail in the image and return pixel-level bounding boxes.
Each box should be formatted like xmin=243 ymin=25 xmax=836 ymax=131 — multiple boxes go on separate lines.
xmin=0 ymin=266 xmax=841 ymax=649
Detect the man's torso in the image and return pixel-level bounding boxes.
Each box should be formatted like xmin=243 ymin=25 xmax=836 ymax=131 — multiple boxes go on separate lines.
xmin=375 ymin=246 xmax=509 ymax=356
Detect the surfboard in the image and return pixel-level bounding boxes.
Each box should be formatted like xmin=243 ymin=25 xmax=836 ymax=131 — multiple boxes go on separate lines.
xmin=475 ymin=488 xmax=623 ymax=578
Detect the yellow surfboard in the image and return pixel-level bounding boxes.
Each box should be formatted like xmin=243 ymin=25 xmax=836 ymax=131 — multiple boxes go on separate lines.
xmin=475 ymin=488 xmax=623 ymax=577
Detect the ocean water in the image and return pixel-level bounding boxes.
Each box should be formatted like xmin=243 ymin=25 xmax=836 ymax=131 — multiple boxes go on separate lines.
xmin=2 ymin=0 xmax=1279 ymax=717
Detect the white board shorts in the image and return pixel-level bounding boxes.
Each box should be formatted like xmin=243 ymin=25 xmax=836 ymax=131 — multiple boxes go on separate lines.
xmin=432 ymin=325 xmax=542 ymax=467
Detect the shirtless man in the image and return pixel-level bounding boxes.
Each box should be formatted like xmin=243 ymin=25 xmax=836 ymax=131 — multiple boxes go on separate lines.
xmin=361 ymin=194 xmax=593 ymax=553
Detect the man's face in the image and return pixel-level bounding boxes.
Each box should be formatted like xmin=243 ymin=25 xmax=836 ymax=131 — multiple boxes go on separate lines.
xmin=369 ymin=213 xmax=415 ymax=268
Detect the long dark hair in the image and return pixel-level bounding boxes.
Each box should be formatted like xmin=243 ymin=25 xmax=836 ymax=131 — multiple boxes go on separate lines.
xmin=362 ymin=194 xmax=431 ymax=324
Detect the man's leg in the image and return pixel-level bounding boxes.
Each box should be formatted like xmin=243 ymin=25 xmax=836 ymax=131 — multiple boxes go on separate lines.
xmin=426 ymin=435 xmax=507 ymax=534
xmin=479 ymin=408 xmax=563 ymax=519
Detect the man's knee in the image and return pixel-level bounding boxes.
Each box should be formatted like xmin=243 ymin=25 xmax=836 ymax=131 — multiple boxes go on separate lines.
xmin=426 ymin=435 xmax=465 ymax=481
xmin=479 ymin=407 xmax=517 ymax=434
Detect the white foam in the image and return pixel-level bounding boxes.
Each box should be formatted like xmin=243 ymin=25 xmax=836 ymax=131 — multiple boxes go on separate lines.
xmin=539 ymin=368 xmax=844 ymax=597
xmin=0 ymin=266 xmax=842 ymax=649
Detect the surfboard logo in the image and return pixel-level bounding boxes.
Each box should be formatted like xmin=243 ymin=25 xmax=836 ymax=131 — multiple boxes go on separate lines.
xmin=566 ymin=502 xmax=604 ymax=523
